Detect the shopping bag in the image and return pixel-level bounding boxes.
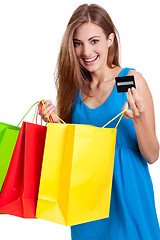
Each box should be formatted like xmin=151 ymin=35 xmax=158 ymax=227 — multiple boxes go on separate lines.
xmin=0 ymin=101 xmax=47 ymax=218
xmin=0 ymin=123 xmax=20 ymax=192
xmin=36 ymin=102 xmax=126 ymax=226
xmin=0 ymin=101 xmax=40 ymax=193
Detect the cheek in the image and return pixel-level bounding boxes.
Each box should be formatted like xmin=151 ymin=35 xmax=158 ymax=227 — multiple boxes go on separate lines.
xmin=74 ymin=48 xmax=81 ymax=58
xmin=99 ymin=47 xmax=108 ymax=59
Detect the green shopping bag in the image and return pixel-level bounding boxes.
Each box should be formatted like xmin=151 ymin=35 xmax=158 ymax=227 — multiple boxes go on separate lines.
xmin=0 ymin=101 xmax=42 ymax=193
xmin=0 ymin=123 xmax=20 ymax=192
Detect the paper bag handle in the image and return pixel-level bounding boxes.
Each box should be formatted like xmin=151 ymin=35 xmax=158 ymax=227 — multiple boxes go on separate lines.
xmin=42 ymin=100 xmax=127 ymax=130
xmin=101 ymin=108 xmax=128 ymax=130
xmin=17 ymin=100 xmax=43 ymax=127
xmin=42 ymin=100 xmax=67 ymax=124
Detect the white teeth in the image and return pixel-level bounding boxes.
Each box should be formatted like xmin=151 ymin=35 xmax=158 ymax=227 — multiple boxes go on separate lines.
xmin=84 ymin=56 xmax=98 ymax=62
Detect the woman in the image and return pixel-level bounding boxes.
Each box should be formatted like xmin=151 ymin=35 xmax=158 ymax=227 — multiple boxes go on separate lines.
xmin=41 ymin=4 xmax=160 ymax=240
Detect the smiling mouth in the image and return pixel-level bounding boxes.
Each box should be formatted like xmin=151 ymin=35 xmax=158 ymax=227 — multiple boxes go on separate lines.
xmin=83 ymin=55 xmax=98 ymax=63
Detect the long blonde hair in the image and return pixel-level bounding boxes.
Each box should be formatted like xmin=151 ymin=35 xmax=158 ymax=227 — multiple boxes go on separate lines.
xmin=55 ymin=4 xmax=120 ymax=123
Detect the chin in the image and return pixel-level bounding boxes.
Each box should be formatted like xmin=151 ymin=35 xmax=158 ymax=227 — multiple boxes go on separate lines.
xmin=85 ymin=66 xmax=101 ymax=74
xmin=80 ymin=63 xmax=98 ymax=72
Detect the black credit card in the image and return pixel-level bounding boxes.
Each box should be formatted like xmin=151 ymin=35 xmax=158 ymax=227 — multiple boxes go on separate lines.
xmin=115 ymin=75 xmax=136 ymax=93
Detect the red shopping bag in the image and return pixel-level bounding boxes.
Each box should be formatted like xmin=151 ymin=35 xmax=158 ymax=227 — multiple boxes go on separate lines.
xmin=0 ymin=102 xmax=47 ymax=218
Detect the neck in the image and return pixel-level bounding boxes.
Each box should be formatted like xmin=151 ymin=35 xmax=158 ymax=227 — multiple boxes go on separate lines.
xmin=90 ymin=65 xmax=118 ymax=85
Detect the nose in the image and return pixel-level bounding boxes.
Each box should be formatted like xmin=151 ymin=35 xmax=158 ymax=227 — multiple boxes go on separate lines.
xmin=82 ymin=43 xmax=92 ymax=57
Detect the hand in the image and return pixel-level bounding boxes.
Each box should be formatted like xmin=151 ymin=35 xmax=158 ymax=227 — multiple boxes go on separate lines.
xmin=39 ymin=100 xmax=61 ymax=123
xmin=122 ymin=87 xmax=145 ymax=120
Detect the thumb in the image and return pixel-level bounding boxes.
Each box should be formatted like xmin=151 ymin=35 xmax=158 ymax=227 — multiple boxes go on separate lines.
xmin=121 ymin=102 xmax=129 ymax=112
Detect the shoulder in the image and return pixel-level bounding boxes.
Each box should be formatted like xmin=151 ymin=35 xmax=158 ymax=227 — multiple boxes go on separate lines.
xmin=128 ymin=69 xmax=150 ymax=95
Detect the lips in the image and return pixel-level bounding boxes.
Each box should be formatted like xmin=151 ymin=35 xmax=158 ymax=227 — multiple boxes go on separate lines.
xmin=83 ymin=55 xmax=98 ymax=63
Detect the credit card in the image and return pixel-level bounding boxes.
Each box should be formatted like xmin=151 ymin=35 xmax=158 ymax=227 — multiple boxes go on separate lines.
xmin=115 ymin=75 xmax=136 ymax=92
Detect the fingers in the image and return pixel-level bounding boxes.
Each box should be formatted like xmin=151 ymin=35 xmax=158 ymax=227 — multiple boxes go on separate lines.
xmin=122 ymin=102 xmax=134 ymax=119
xmin=39 ymin=100 xmax=61 ymax=123
xmin=127 ymin=88 xmax=139 ymax=117
xmin=126 ymin=88 xmax=145 ymax=119
xmin=131 ymin=88 xmax=144 ymax=114
xmin=121 ymin=101 xmax=128 ymax=111
xmin=39 ymin=100 xmax=54 ymax=122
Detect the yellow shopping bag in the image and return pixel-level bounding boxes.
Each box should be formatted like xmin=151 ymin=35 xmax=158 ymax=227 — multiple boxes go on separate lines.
xmin=36 ymin=102 xmax=127 ymax=226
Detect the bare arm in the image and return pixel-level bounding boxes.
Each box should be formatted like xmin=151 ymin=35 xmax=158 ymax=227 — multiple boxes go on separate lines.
xmin=122 ymin=70 xmax=159 ymax=164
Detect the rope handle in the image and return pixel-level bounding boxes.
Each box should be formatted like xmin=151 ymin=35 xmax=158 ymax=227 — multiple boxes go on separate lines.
xmin=36 ymin=102 xmax=43 ymax=125
xmin=42 ymin=100 xmax=127 ymax=130
xmin=94 ymin=108 xmax=128 ymax=134
xmin=42 ymin=100 xmax=67 ymax=124
xmin=17 ymin=100 xmax=43 ymax=127
xmin=102 ymin=108 xmax=128 ymax=129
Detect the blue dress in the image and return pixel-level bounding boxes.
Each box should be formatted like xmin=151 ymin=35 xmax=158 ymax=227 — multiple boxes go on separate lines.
xmin=71 ymin=68 xmax=160 ymax=240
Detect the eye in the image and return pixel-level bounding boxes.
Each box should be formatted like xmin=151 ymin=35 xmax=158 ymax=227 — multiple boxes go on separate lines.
xmin=73 ymin=41 xmax=82 ymax=47
xmin=91 ymin=39 xmax=99 ymax=44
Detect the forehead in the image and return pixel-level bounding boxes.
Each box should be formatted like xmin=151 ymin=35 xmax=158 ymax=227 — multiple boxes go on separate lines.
xmin=73 ymin=22 xmax=105 ymax=40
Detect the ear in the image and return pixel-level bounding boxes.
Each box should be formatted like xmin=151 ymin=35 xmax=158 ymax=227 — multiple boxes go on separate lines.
xmin=107 ymin=33 xmax=115 ymax=48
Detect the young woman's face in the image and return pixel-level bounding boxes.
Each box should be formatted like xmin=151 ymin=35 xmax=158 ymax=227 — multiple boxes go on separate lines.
xmin=73 ymin=22 xmax=113 ymax=74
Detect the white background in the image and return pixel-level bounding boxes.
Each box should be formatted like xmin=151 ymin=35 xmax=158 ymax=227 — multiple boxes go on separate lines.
xmin=0 ymin=0 xmax=159 ymax=239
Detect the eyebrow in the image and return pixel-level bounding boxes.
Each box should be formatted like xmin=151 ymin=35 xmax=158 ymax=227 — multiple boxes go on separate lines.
xmin=73 ymin=36 xmax=100 ymax=41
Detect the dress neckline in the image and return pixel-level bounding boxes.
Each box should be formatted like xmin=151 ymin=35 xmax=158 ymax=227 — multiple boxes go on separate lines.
xmin=79 ymin=68 xmax=125 ymax=110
